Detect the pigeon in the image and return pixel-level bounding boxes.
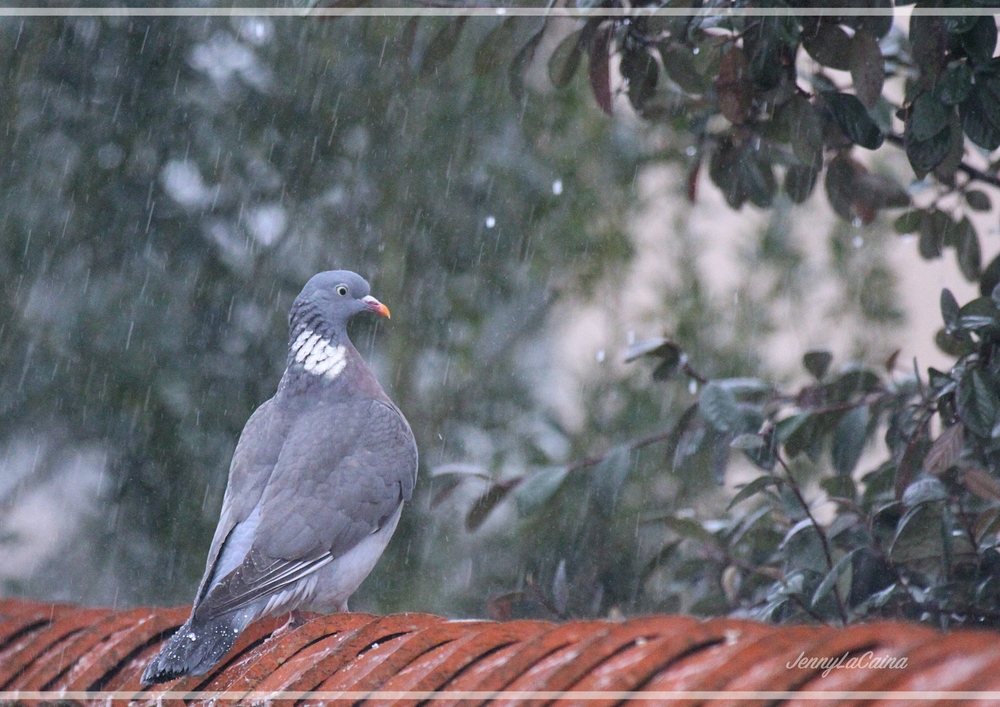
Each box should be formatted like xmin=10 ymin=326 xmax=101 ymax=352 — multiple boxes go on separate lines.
xmin=141 ymin=270 xmax=417 ymax=685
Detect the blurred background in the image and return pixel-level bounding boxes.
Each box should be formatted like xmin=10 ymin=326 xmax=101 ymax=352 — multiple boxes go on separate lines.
xmin=0 ymin=5 xmax=992 ymax=620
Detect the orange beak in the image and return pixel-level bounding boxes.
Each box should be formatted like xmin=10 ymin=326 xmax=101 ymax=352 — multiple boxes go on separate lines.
xmin=362 ymin=295 xmax=391 ymax=319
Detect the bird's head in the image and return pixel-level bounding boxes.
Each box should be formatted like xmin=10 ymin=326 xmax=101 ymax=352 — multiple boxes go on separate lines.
xmin=289 ymin=270 xmax=390 ymax=339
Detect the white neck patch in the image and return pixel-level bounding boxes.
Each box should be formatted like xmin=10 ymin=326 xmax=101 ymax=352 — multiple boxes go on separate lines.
xmin=291 ymin=328 xmax=347 ymax=381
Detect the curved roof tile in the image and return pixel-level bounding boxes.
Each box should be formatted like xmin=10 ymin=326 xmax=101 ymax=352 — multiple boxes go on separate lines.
xmin=2 ymin=597 xmax=1000 ymax=704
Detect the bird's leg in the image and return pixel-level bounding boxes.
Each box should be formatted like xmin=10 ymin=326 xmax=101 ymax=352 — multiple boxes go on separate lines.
xmin=270 ymin=610 xmax=306 ymax=638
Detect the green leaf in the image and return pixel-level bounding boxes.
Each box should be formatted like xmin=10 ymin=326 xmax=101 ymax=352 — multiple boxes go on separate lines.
xmin=956 ymin=217 xmax=982 ymax=282
xmin=962 ymin=16 xmax=998 ymax=65
xmin=778 ymin=413 xmax=820 ymax=459
xmin=901 ymin=477 xmax=949 ymax=507
xmin=659 ymin=41 xmax=710 ymax=94
xmin=961 ymin=75 xmax=1000 ymax=151
xmin=924 ymin=424 xmax=964 ymax=477
xmin=893 ymin=209 xmax=923 ymax=235
xmin=811 ymin=548 xmax=859 ymax=608
xmin=589 ymin=445 xmax=632 ymax=516
xmin=727 ymin=474 xmax=781 ymax=510
xmin=474 ymin=16 xmax=519 ymax=75
xmin=588 ymin=24 xmax=614 ymax=115
xmin=958 ymin=297 xmax=999 ymax=331
xmin=803 ymin=21 xmax=853 ymax=70
xmin=803 ymin=350 xmax=833 ymax=380
xmin=420 ymin=17 xmax=467 ymax=76
xmin=890 ymin=503 xmax=945 ymax=565
xmin=831 ymin=405 xmax=869 ymax=475
xmin=965 ymin=189 xmax=992 ymax=212
xmin=850 ymin=31 xmax=884 ymax=109
xmin=644 ymin=514 xmax=719 ymax=546
xmin=820 ymin=474 xmax=857 ymax=502
xmin=941 ymin=288 xmax=961 ymax=331
xmin=699 ymin=380 xmax=741 ymax=432
xmin=623 ymin=337 xmax=680 ymax=363
xmin=909 ymin=91 xmax=950 ymax=142
xmin=937 ymin=63 xmax=973 ymax=105
xmin=467 ymin=477 xmax=522 ymax=531
xmin=621 ymin=44 xmax=659 ymax=115
xmin=547 ymin=30 xmax=584 ymax=88
xmin=906 ymin=119 xmax=952 ymax=174
xmin=509 ymin=22 xmax=547 ymax=103
xmin=827 ymin=369 xmax=882 ymax=403
xmin=824 ymin=91 xmax=885 ymax=149
xmin=981 ymin=253 xmax=1000 ymax=299
xmin=957 ymin=370 xmax=1000 ymax=438
xmin=779 ymin=95 xmax=823 ymax=168
xmin=784 ymin=163 xmax=820 ymax=203
xmin=730 ymin=433 xmax=764 ymax=450
xmin=513 ymin=467 xmax=568 ymax=516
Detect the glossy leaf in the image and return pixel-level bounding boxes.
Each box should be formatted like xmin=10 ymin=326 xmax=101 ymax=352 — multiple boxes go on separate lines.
xmin=962 ymin=16 xmax=998 ymax=65
xmin=811 ymin=548 xmax=859 ymax=608
xmin=727 ymin=474 xmax=781 ymax=510
xmin=717 ymin=46 xmax=752 ymax=124
xmin=962 ymin=468 xmax=1000 ymax=503
xmin=588 ymin=24 xmax=614 ymax=114
xmin=893 ymin=210 xmax=923 ymax=235
xmin=937 ymin=63 xmax=973 ymax=106
xmin=784 ymin=163 xmax=820 ymax=203
xmin=547 ymin=30 xmax=584 ymax=88
xmin=957 ymin=370 xmax=1000 ymax=439
xmin=514 ymin=466 xmax=569 ymax=516
xmin=475 ymin=17 xmax=519 ymax=74
xmin=621 ymin=44 xmax=659 ymax=115
xmin=832 ymin=405 xmax=869 ymax=475
xmin=467 ymin=477 xmax=522 ymax=531
xmin=956 ymin=217 xmax=982 ymax=282
xmin=965 ymin=189 xmax=991 ymax=212
xmin=824 ymin=91 xmax=884 ymax=149
xmin=909 ymin=92 xmax=950 ymax=142
xmin=420 ymin=18 xmax=467 ymax=76
xmin=924 ymin=424 xmax=964 ymax=477
xmin=941 ymin=288 xmax=961 ymax=332
xmin=803 ymin=350 xmax=833 ymax=380
xmin=802 ymin=22 xmax=853 ymax=71
xmin=659 ymin=42 xmax=710 ymax=94
xmin=509 ymin=22 xmax=546 ymax=103
xmin=699 ymin=380 xmax=741 ymax=432
xmin=906 ymin=119 xmax=952 ymax=174
xmin=850 ymin=31 xmax=884 ymax=109
xmin=961 ymin=75 xmax=1000 ymax=151
xmin=590 ymin=445 xmax=632 ymax=516
xmin=901 ymin=477 xmax=948 ymax=507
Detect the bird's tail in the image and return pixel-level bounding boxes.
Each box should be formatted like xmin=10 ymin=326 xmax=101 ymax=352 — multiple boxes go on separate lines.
xmin=141 ymin=612 xmax=249 ymax=685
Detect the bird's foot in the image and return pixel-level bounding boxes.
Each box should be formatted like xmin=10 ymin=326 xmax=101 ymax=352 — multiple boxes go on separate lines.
xmin=270 ymin=610 xmax=306 ymax=639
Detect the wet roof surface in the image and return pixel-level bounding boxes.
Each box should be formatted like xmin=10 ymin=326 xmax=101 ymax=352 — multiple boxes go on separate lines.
xmin=3 ymin=597 xmax=1000 ymax=704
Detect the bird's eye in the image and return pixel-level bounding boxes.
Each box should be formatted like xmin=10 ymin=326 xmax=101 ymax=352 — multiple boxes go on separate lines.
xmin=336 ymin=285 xmax=349 ymax=296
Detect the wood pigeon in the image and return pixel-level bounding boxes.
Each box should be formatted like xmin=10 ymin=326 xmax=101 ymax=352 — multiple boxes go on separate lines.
xmin=141 ymin=270 xmax=417 ymax=685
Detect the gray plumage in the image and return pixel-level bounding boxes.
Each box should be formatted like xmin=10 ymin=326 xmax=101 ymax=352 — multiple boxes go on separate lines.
xmin=141 ymin=270 xmax=417 ymax=685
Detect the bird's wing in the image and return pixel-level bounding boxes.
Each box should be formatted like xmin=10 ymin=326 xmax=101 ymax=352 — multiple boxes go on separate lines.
xmin=193 ymin=397 xmax=289 ymax=606
xmin=194 ymin=397 xmax=417 ymax=620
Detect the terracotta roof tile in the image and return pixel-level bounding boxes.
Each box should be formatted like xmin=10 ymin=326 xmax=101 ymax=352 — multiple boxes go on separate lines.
xmin=3 ymin=598 xmax=1000 ymax=704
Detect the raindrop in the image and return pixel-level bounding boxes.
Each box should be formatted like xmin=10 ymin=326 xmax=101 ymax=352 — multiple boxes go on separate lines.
xmin=485 ymin=216 xmax=496 ymax=228
xmin=552 ymin=179 xmax=563 ymax=195
xmin=851 ymin=216 xmax=863 ymax=228
xmin=596 ymin=349 xmax=605 ymax=362
xmin=692 ymin=46 xmax=700 ymax=54
xmin=685 ymin=145 xmax=697 ymax=156
xmin=495 ymin=6 xmax=506 ymax=13
xmin=689 ymin=379 xmax=698 ymax=394
xmin=852 ymin=235 xmax=864 ymax=248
